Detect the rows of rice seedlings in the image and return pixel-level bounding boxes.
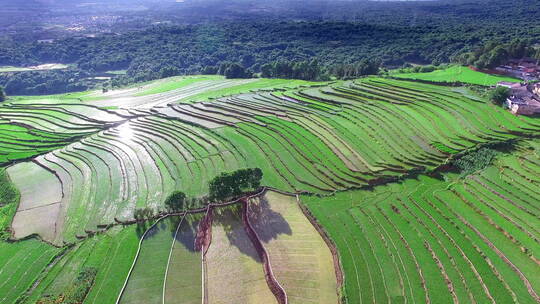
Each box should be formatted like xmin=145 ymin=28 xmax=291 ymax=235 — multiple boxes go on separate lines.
xmin=163 ymin=214 xmax=203 ymax=304
xmin=22 ymin=225 xmax=139 ymax=304
xmin=248 ymin=191 xmax=339 ymax=304
xmin=120 ymin=218 xmax=181 ymax=304
xmin=308 ymin=79 xmax=536 ymax=162
xmin=0 ymin=239 xmax=62 ymax=304
xmin=303 ymin=140 xmax=540 ymax=304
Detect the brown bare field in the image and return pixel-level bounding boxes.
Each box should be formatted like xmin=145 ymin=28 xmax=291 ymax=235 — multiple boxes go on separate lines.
xmin=248 ymin=190 xmax=339 ymax=304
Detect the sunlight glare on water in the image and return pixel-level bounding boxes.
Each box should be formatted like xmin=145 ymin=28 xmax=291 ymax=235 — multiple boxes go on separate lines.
xmin=118 ymin=123 xmax=134 ymax=142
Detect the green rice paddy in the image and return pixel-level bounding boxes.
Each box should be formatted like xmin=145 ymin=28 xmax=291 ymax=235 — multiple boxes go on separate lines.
xmin=392 ymin=65 xmax=521 ymax=86
xmin=303 ymin=140 xmax=540 ymax=303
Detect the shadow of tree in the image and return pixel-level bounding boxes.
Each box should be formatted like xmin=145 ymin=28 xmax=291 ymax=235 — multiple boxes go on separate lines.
xmin=133 ymin=196 xmax=292 ymax=262
xmin=212 ymin=206 xmax=261 ymax=261
xmin=248 ymin=196 xmax=292 ymax=244
xmin=171 ymin=214 xmax=202 ymax=252
xmin=214 ymin=198 xmax=292 ymax=262
xmin=136 ymin=218 xmax=165 ymax=239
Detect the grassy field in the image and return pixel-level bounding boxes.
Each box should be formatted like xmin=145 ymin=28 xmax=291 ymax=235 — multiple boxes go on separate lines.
xmin=303 ymin=139 xmax=540 ymax=304
xmin=135 ymin=75 xmax=224 ymax=96
xmin=392 ymin=65 xmax=521 ymax=86
xmin=181 ymin=78 xmax=325 ymax=102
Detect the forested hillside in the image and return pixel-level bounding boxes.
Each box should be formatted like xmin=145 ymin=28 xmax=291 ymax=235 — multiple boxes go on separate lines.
xmin=1 ymin=0 xmax=539 ymax=95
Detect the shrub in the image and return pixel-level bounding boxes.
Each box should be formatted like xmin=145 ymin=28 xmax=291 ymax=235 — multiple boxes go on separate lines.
xmin=419 ymin=65 xmax=436 ymax=73
xmin=164 ymin=191 xmax=187 ymax=212
xmin=37 ymin=267 xmax=97 ymax=304
xmin=490 ymin=86 xmax=511 ymax=105
xmin=454 ymin=148 xmax=498 ymax=176
xmin=0 ymin=169 xmax=19 ymax=240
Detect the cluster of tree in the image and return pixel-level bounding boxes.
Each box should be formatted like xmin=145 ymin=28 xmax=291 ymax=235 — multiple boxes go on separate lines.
xmin=159 ymin=168 xmax=264 ymax=218
xmin=454 ymin=147 xmax=498 ymax=176
xmin=331 ymin=59 xmax=382 ymax=80
xmin=0 ymin=86 xmax=5 ymax=102
xmin=490 ymin=86 xmax=511 ymax=106
xmin=456 ymin=39 xmax=538 ymax=69
xmin=164 ymin=191 xmax=187 ymax=212
xmin=0 ymin=69 xmax=90 ymax=95
xmin=217 ymin=62 xmax=252 ymax=79
xmin=164 ymin=191 xmax=212 ymax=212
xmin=209 ymin=168 xmax=263 ymax=202
xmin=261 ymin=60 xmax=328 ymax=81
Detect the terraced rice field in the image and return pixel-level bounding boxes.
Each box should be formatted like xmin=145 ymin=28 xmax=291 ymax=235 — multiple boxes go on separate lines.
xmin=304 ymin=139 xmax=540 ymax=304
xmin=7 ymin=77 xmax=539 ymax=245
xmin=0 ymin=103 xmax=125 ymax=164
xmin=1 ymin=74 xmax=539 ymax=303
xmin=205 ymin=206 xmax=277 ymax=304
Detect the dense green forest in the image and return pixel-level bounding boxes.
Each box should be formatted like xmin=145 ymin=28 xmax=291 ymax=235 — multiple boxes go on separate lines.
xmin=1 ymin=0 xmax=539 ymax=95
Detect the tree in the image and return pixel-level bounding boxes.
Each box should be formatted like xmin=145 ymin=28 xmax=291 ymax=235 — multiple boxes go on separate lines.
xmin=490 ymin=86 xmax=511 ymax=105
xmin=0 ymin=86 xmax=6 ymax=102
xmin=164 ymin=191 xmax=187 ymax=212
xmin=224 ymin=63 xmax=249 ymax=79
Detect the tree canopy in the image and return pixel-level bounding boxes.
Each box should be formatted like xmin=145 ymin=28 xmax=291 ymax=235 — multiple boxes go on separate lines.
xmin=209 ymin=168 xmax=263 ymax=202
xmin=164 ymin=191 xmax=187 ymax=212
xmin=457 ymin=39 xmax=536 ymax=69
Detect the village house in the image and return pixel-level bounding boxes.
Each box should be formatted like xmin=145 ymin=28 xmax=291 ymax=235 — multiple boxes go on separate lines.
xmin=498 ymin=82 xmax=540 ymax=116
xmin=495 ymin=58 xmax=540 ymax=81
